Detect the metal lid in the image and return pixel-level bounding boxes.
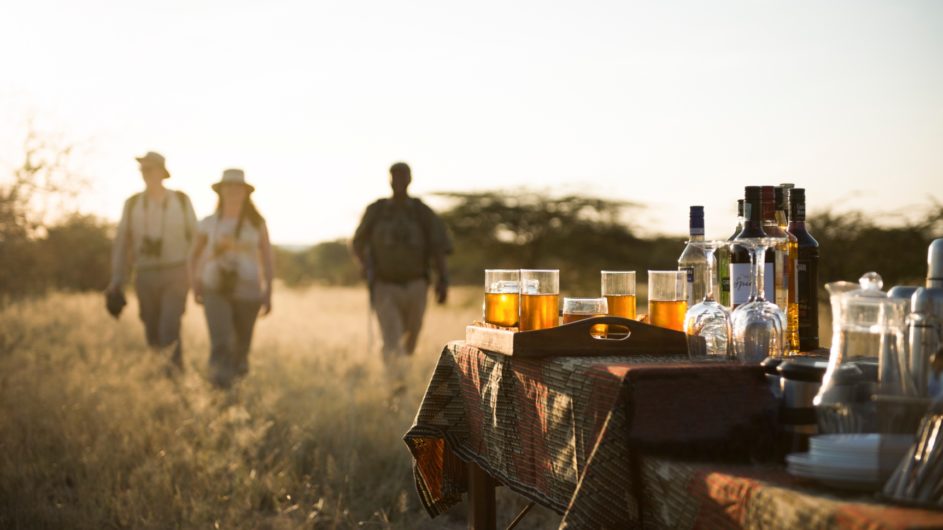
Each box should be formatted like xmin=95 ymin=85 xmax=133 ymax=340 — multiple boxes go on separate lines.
xmin=929 ymin=238 xmax=943 ymax=288
xmin=888 ymin=286 xmax=919 ymax=302
xmin=761 ymin=357 xmax=783 ymax=375
xmin=778 ymin=357 xmax=828 ymax=383
xmin=912 ymin=287 xmax=933 ymax=314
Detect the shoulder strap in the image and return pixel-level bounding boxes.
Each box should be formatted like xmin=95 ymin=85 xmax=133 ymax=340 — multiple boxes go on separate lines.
xmin=175 ymin=191 xmax=192 ymax=242
xmin=123 ymin=192 xmax=143 ymax=240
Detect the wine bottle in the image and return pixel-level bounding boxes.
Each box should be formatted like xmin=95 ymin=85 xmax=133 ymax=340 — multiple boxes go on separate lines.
xmin=787 ymin=188 xmax=820 ymax=351
xmin=730 ymin=187 xmax=770 ymax=308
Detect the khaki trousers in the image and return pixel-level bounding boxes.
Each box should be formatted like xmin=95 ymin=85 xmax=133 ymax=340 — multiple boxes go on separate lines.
xmin=373 ymin=278 xmax=428 ymax=360
xmin=203 ymin=292 xmax=261 ymax=387
xmin=135 ymin=264 xmax=189 ymax=367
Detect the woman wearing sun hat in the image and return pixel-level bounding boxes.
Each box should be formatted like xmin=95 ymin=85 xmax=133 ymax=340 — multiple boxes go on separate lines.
xmin=188 ymin=168 xmax=274 ymax=387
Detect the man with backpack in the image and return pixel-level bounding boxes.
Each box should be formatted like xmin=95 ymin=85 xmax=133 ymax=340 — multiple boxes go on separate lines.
xmin=352 ymin=162 xmax=453 ymax=361
xmin=106 ymin=152 xmax=197 ymax=369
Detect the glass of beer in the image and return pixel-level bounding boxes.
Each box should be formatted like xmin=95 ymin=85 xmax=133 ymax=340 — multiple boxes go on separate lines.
xmin=562 ymin=297 xmax=609 ymax=338
xmin=601 ymin=271 xmax=637 ymax=320
xmin=519 ymin=269 xmax=559 ymax=331
xmin=647 ymin=271 xmax=688 ymax=332
xmin=483 ymin=269 xmax=520 ymax=327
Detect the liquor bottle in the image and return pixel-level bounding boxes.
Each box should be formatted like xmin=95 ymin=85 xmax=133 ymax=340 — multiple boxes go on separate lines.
xmin=678 ymin=206 xmax=707 ymax=306
xmin=730 ymin=187 xmax=770 ymax=308
xmin=718 ymin=200 xmax=743 ymax=307
xmin=787 ymin=188 xmax=820 ymax=350
xmin=775 ymin=186 xmax=800 ymax=354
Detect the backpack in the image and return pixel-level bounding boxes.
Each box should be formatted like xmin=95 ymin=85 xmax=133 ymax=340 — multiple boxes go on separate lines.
xmin=125 ymin=190 xmax=193 ymax=242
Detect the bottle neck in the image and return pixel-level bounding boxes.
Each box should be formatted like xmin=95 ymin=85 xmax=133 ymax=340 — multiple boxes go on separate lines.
xmin=737 ymin=193 xmax=766 ymax=239
xmin=775 ymin=209 xmax=788 ymax=229
xmin=789 ymin=219 xmax=807 ymax=232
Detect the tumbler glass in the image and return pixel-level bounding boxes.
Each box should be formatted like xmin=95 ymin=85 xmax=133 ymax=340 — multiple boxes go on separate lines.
xmin=563 ymin=297 xmax=609 ymax=338
xmin=520 ymin=269 xmax=560 ymax=331
xmin=648 ymin=271 xmax=688 ymax=332
xmin=601 ymin=271 xmax=637 ymax=320
xmin=483 ymin=269 xmax=520 ymax=327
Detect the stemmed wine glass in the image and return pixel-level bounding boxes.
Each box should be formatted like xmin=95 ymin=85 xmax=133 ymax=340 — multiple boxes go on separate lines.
xmin=683 ymin=240 xmax=732 ymax=357
xmin=730 ymin=237 xmax=787 ymax=362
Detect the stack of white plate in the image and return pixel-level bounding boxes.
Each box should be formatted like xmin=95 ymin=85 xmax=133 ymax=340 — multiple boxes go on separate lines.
xmin=786 ymin=434 xmax=914 ymax=490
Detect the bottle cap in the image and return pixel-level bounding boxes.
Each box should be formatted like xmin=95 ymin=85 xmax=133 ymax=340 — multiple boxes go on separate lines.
xmin=689 ymin=206 xmax=704 ymax=234
xmin=761 ymin=186 xmax=776 ymax=220
xmin=788 ymin=188 xmax=806 ymax=220
xmin=774 ymin=186 xmax=787 ymax=211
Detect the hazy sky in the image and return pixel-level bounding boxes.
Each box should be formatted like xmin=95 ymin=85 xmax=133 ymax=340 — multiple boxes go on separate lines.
xmin=2 ymin=0 xmax=941 ymax=244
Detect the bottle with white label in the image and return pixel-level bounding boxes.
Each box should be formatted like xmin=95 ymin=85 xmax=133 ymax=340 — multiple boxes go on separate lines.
xmin=730 ymin=187 xmax=770 ymax=308
xmin=678 ymin=206 xmax=707 ymax=306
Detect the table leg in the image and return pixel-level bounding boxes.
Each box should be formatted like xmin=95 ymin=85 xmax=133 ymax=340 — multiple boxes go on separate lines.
xmin=467 ymin=461 xmax=496 ymax=530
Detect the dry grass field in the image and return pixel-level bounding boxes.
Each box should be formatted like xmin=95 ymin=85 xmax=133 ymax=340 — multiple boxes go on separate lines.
xmin=0 ymin=286 xmax=562 ymax=529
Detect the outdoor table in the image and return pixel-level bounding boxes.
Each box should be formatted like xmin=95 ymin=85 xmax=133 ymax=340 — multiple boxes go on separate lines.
xmin=404 ymin=341 xmax=943 ymax=529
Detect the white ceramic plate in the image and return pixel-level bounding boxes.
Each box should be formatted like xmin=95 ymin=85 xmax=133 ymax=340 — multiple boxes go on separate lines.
xmin=786 ymin=453 xmax=879 ymax=479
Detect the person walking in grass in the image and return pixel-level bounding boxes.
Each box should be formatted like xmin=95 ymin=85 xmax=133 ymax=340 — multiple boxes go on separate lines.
xmin=188 ymin=169 xmax=274 ymax=388
xmin=107 ymin=151 xmax=197 ymax=369
xmin=352 ymin=162 xmax=453 ymax=362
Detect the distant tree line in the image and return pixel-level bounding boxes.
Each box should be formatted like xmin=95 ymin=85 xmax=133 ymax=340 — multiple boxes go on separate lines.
xmin=2 ymin=137 xmax=940 ymax=301
xmin=264 ymin=191 xmax=943 ymax=294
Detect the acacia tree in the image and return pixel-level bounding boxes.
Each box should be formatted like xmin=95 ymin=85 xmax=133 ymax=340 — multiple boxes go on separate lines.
xmin=434 ymin=190 xmax=664 ymax=291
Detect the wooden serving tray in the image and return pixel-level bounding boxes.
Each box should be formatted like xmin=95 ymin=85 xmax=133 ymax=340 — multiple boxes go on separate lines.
xmin=465 ymin=316 xmax=706 ymax=358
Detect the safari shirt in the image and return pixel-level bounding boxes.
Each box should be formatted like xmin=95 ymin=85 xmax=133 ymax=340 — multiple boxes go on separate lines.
xmin=197 ymin=213 xmax=266 ymax=301
xmin=112 ymin=190 xmax=197 ymax=283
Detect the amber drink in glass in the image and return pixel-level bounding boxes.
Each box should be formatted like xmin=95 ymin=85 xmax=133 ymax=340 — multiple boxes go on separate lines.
xmin=483 ymin=269 xmax=520 ymax=327
xmin=648 ymin=271 xmax=687 ymax=331
xmin=519 ymin=269 xmax=560 ymax=331
xmin=601 ymin=271 xmax=637 ymax=320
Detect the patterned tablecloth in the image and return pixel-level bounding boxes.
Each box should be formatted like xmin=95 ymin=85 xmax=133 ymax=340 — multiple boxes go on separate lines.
xmin=403 ymin=342 xmax=943 ymax=529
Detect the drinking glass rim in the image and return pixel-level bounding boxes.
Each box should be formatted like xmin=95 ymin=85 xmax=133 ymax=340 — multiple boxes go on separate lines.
xmin=485 ymin=268 xmax=521 ymax=274
xmin=520 ymin=269 xmax=560 ymax=273
xmin=563 ymin=296 xmax=608 ymax=303
xmin=601 ymin=270 xmax=636 ymax=275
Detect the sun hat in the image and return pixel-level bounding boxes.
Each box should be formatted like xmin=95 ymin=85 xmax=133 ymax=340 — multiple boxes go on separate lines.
xmin=212 ymin=168 xmax=255 ymax=193
xmin=136 ymin=151 xmax=170 ymax=179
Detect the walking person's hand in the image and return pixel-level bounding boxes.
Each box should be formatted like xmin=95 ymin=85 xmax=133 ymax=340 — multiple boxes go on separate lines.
xmin=105 ymin=278 xmax=121 ymax=295
xmin=435 ymin=278 xmax=448 ymax=305
xmin=260 ymin=289 xmax=272 ymax=317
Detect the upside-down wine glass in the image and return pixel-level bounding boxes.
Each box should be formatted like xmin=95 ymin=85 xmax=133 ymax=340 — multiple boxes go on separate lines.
xmin=730 ymin=237 xmax=787 ymax=362
xmin=682 ymin=240 xmax=732 ymax=357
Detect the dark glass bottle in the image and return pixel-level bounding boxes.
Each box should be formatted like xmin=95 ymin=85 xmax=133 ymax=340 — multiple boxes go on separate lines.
xmin=787 ymin=188 xmax=819 ymax=350
xmin=730 ymin=187 xmax=769 ymax=308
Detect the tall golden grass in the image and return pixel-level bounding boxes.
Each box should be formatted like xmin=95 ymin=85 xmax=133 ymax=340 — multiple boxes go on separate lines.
xmin=0 ymin=286 xmax=559 ymax=529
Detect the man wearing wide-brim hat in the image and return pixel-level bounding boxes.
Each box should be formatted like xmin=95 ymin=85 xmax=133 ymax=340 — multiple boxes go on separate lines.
xmin=107 ymin=151 xmax=198 ymax=369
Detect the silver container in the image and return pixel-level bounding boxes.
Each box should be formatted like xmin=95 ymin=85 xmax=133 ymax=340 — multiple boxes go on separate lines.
xmin=929 ymin=238 xmax=943 ymax=288
xmin=778 ymin=357 xmax=828 ymax=452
